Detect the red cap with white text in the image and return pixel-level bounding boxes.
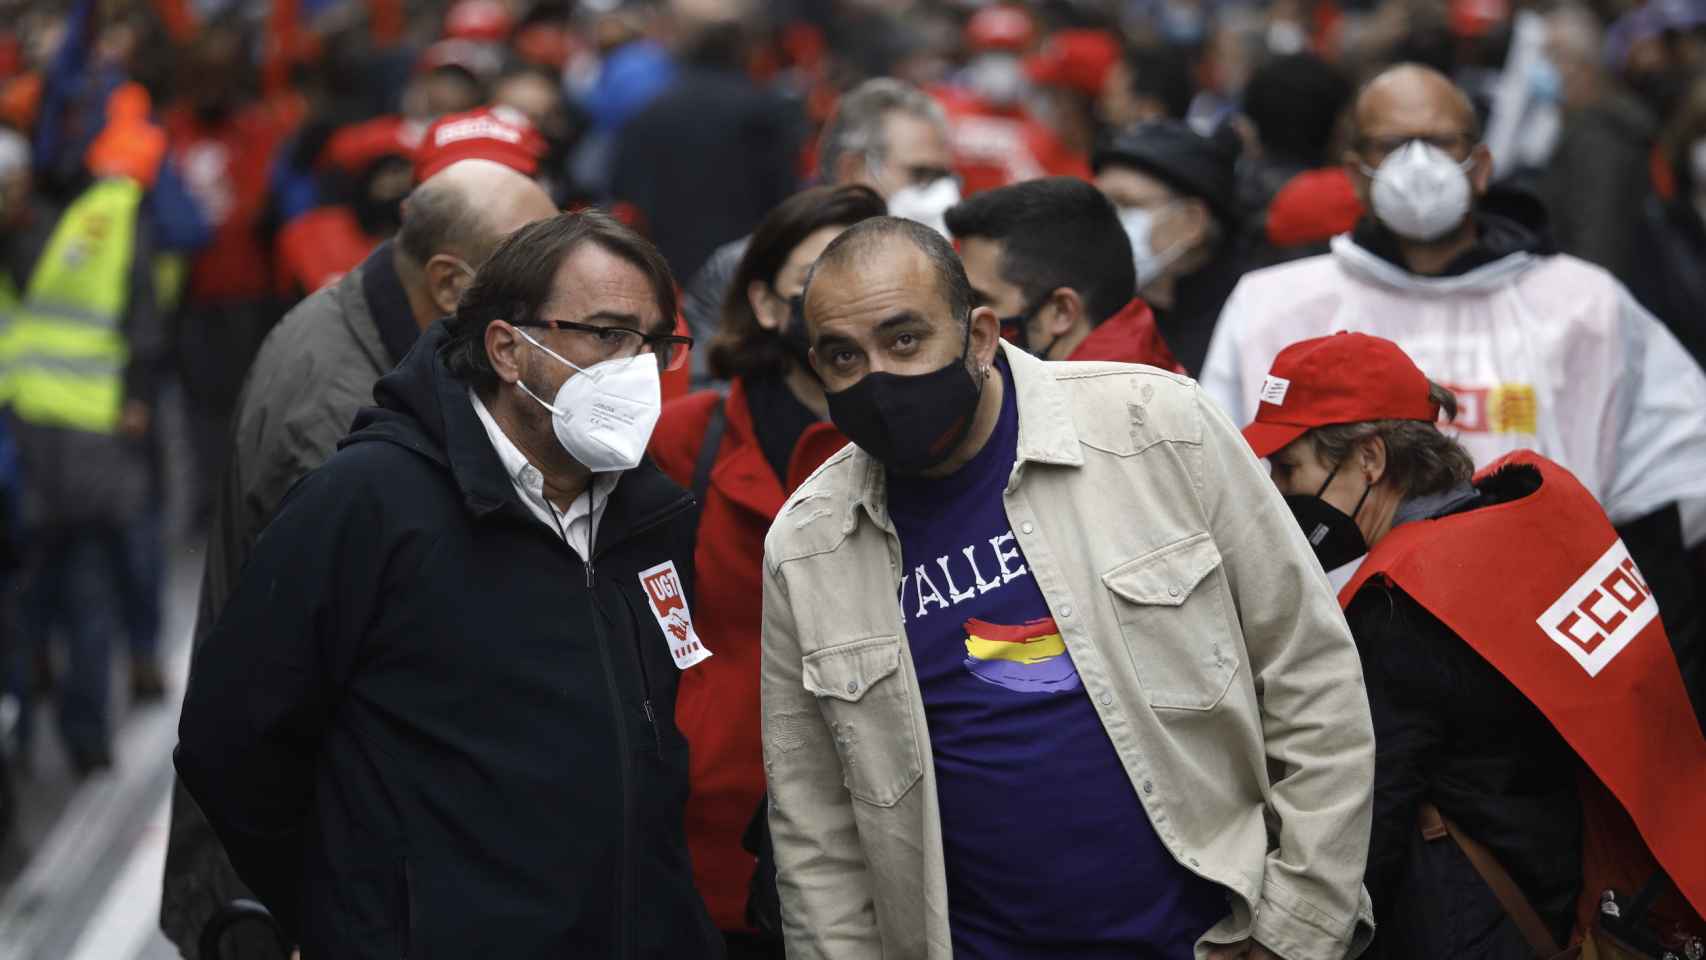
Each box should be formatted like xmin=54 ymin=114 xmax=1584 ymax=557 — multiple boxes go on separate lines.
xmin=1240 ymin=332 xmax=1441 ymax=459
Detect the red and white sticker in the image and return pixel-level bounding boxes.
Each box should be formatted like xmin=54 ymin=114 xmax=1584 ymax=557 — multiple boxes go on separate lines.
xmin=639 ymin=561 xmax=712 ymax=670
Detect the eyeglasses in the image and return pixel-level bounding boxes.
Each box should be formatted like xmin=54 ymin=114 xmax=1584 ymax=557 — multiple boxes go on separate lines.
xmin=1354 ymin=133 xmax=1475 ymax=164
xmin=513 ymin=318 xmax=694 ymax=372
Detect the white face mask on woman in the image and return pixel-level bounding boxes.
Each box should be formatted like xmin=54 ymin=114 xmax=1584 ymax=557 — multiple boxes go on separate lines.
xmin=1363 ymin=140 xmax=1476 ymax=242
xmin=513 ymin=329 xmax=662 ymax=473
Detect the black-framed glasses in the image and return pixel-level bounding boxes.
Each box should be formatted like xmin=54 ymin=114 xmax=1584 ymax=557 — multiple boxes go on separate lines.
xmin=514 ymin=319 xmax=694 ymax=372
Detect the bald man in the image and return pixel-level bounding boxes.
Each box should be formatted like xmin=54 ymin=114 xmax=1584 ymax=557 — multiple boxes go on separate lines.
xmin=1201 ymin=62 xmax=1706 ymax=718
xmin=761 ymin=217 xmax=1375 ymax=960
xmin=162 ymin=159 xmax=557 ymax=955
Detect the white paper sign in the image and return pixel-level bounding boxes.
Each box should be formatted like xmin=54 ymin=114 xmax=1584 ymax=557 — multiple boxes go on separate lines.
xmin=638 ymin=561 xmax=712 ymax=670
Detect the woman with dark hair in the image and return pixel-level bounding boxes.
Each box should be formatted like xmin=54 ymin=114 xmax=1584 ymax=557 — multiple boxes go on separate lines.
xmin=647 ymin=183 xmax=885 ymax=959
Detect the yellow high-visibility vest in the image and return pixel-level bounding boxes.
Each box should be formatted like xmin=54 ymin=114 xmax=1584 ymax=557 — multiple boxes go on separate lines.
xmin=0 ymin=177 xmax=141 ymax=434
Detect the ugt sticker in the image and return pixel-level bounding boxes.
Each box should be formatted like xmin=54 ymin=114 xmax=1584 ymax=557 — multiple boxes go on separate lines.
xmin=639 ymin=561 xmax=712 ymax=670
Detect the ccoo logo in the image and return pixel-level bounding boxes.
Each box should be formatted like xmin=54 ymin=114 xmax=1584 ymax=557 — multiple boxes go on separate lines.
xmin=1536 ymin=541 xmax=1655 ymax=677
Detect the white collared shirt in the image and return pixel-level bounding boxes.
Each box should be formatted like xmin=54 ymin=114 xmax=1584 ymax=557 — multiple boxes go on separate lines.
xmin=469 ymin=389 xmax=617 ymax=563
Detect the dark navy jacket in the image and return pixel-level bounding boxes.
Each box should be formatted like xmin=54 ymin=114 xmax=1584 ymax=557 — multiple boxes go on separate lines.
xmin=176 ymin=320 xmax=721 ymax=959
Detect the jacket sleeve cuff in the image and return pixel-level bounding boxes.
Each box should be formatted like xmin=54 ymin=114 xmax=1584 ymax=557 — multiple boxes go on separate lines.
xmin=1250 ymin=877 xmax=1375 ymax=960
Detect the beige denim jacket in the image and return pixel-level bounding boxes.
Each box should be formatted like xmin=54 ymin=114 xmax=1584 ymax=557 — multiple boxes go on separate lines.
xmin=760 ymin=343 xmax=1376 ymax=960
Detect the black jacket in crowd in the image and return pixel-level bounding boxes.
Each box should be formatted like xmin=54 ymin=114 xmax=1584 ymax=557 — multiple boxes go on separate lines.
xmin=175 ymin=320 xmax=722 ymax=960
xmin=1347 ymin=465 xmax=1582 ymax=959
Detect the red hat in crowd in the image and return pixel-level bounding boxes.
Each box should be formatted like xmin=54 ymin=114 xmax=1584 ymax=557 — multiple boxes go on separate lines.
xmin=965 ymin=5 xmax=1038 ymax=53
xmin=414 ymin=106 xmax=547 ymax=183
xmin=445 ymin=0 xmax=514 ymax=43
xmin=1025 ymin=29 xmax=1121 ymax=98
xmin=321 ymin=116 xmax=423 ymax=175
xmin=1241 ymin=332 xmax=1442 ymax=459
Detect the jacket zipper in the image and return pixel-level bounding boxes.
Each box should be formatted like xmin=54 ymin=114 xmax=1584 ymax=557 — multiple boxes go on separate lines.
xmin=580 ymin=491 xmax=692 ymax=960
xmin=586 ymin=558 xmax=638 ymax=960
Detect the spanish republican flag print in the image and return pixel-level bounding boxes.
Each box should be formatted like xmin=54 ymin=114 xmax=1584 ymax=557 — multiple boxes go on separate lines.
xmin=962 ymin=617 xmax=1081 ymax=694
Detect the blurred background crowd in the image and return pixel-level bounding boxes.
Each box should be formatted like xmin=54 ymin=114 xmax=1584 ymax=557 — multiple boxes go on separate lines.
xmin=0 ymin=0 xmax=1705 ymax=945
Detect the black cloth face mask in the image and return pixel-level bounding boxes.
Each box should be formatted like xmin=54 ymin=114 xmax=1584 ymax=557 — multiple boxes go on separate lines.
xmin=998 ymin=300 xmax=1062 ymax=360
xmin=825 ymin=318 xmax=983 ymax=477
xmin=1283 ymin=461 xmax=1372 ymax=570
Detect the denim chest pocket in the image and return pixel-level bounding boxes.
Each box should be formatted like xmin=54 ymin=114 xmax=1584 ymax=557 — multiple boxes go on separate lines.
xmin=801 ymin=636 xmax=924 ymax=807
xmin=1102 ymin=533 xmax=1239 ymax=711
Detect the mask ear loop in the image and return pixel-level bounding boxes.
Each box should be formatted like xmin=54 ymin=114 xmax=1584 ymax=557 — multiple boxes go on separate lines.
xmin=1315 ymin=458 xmax=1375 ymax=520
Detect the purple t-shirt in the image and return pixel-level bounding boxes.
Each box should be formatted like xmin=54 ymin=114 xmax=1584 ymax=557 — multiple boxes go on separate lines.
xmin=887 ymin=361 xmax=1226 ymax=959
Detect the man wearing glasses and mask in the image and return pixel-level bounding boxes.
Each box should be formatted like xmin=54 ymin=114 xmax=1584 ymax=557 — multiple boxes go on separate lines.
xmin=177 ymin=212 xmax=721 ymax=959
xmin=1201 ymin=64 xmax=1706 ymax=721
xmin=760 ymin=216 xmax=1376 ymax=960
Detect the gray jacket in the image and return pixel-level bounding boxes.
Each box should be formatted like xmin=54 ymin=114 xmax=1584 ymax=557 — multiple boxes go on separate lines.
xmin=161 ymin=254 xmax=404 ymax=956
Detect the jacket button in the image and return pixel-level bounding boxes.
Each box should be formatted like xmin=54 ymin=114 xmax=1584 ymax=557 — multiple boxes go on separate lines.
xmin=1168 ymin=585 xmax=1181 ymax=598
xmin=846 ymin=680 xmax=859 ymax=695
xmin=1143 ymin=780 xmax=1153 ymax=794
xmin=1099 ymin=692 xmax=1113 ymax=706
xmin=1020 ymin=521 xmax=1034 ymax=535
xmin=1060 ymin=605 xmax=1073 ymax=618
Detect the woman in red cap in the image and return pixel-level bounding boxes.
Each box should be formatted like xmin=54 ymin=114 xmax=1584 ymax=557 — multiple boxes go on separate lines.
xmin=1244 ymin=332 xmax=1706 ymax=960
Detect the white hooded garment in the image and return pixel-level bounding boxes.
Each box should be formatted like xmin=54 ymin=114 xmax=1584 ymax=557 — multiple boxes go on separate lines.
xmin=1200 ymin=234 xmax=1706 ymax=547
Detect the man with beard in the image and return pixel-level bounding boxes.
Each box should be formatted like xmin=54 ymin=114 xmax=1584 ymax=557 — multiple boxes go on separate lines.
xmin=760 ymin=216 xmax=1375 ymax=959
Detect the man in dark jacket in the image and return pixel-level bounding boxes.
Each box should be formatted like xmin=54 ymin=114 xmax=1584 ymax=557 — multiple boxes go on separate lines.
xmin=176 ymin=211 xmax=720 ymax=958
xmin=1092 ymin=121 xmax=1248 ymax=375
xmin=611 ymin=21 xmax=801 ymax=283
xmin=161 ymin=158 xmax=556 ymax=957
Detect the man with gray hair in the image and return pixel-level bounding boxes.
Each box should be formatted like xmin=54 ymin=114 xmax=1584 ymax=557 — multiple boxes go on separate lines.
xmin=682 ymin=78 xmax=954 ymax=388
xmin=161 ymin=158 xmax=557 ymax=957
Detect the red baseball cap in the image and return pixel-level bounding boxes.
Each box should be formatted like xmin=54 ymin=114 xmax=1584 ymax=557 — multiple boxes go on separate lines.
xmin=414 ymin=106 xmax=547 ymax=184
xmin=1241 ymin=332 xmax=1441 ymax=459
xmin=445 ymin=0 xmax=513 ymax=43
xmin=1024 ymin=30 xmax=1121 ymax=98
xmin=965 ymin=5 xmax=1037 ymax=53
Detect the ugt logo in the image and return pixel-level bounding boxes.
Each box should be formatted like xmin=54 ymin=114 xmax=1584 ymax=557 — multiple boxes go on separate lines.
xmin=1537 ymin=541 xmax=1655 ymax=677
xmin=639 ymin=561 xmax=710 ymax=669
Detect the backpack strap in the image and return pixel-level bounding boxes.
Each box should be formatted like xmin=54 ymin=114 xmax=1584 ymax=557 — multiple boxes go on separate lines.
xmin=690 ymin=396 xmax=727 ymax=510
xmin=1420 ymin=802 xmax=1567 ymax=957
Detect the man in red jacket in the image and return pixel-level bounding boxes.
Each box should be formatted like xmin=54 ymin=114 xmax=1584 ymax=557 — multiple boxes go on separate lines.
xmin=945 ymin=175 xmax=1180 ymax=370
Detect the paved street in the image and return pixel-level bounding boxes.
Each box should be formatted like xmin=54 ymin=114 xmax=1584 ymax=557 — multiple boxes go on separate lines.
xmin=0 ymin=541 xmax=202 ymax=960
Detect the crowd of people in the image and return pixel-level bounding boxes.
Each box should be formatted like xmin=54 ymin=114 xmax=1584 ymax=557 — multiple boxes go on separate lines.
xmin=0 ymin=0 xmax=1703 ymax=957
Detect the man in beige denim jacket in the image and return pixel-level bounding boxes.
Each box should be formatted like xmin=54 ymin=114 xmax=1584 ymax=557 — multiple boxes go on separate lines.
xmin=761 ymin=217 xmax=1376 ymax=960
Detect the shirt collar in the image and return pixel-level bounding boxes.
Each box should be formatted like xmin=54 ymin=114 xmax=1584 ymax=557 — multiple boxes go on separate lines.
xmin=467 ymin=388 xmax=617 ymax=517
xmin=469 ymin=387 xmax=537 ymax=491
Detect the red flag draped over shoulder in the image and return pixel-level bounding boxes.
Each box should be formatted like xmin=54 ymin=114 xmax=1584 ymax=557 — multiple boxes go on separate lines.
xmin=1342 ymin=450 xmax=1706 ymax=920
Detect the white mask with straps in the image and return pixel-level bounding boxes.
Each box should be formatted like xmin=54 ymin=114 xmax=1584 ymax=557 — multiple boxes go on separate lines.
xmin=1363 ymin=140 xmax=1475 ymax=242
xmin=514 ymin=329 xmax=662 ymax=473
xmin=1118 ymin=204 xmax=1189 ymax=288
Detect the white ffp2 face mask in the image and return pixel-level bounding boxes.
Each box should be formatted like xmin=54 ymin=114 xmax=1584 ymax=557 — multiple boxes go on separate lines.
xmin=1365 ymin=140 xmax=1475 ymax=242
xmin=514 ymin=329 xmax=662 ymax=473
xmin=886 ymin=176 xmax=962 ymax=239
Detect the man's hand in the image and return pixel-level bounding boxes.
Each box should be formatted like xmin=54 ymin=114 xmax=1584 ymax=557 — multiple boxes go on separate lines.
xmin=1205 ymin=941 xmax=1281 ymax=960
